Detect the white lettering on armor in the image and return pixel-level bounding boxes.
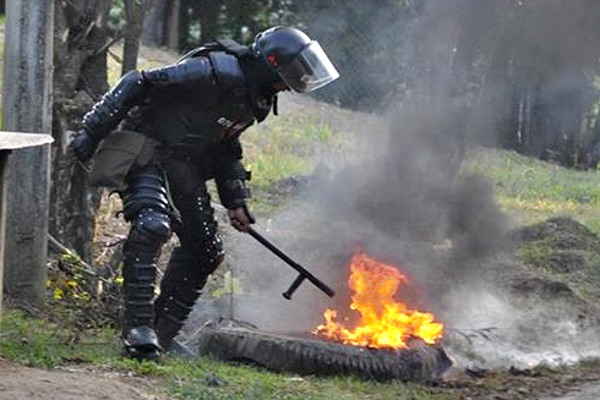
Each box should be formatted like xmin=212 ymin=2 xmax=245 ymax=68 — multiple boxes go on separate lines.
xmin=217 ymin=116 xmax=234 ymax=128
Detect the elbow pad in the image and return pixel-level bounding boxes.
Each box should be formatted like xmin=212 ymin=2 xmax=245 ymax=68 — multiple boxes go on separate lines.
xmin=218 ymin=178 xmax=251 ymax=210
xmin=216 ymin=161 xmax=251 ymax=209
xmin=82 ymin=70 xmax=147 ymax=139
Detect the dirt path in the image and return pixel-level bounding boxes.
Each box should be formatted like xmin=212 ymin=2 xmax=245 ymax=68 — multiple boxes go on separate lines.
xmin=0 ymin=358 xmax=167 ymax=400
xmin=541 ymin=384 xmax=600 ymax=400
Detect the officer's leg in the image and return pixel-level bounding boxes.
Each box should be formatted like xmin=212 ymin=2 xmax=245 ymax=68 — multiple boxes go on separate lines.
xmin=120 ymin=165 xmax=172 ymax=360
xmin=154 ymin=167 xmax=224 ymax=350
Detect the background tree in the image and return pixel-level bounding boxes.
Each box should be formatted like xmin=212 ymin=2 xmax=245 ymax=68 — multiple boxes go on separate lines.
xmin=440 ymin=0 xmax=600 ymax=167
xmin=51 ymin=0 xmax=112 ymax=261
xmin=142 ymin=0 xmax=181 ymax=50
xmin=292 ymin=0 xmax=419 ymax=111
xmin=122 ymin=0 xmax=155 ymax=74
xmin=293 ymin=0 xmax=600 ymax=167
xmin=173 ymin=0 xmax=294 ymax=51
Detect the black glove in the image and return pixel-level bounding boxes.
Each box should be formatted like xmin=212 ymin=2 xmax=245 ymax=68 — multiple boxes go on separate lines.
xmin=228 ymin=206 xmax=255 ymax=232
xmin=70 ymin=130 xmax=99 ymax=162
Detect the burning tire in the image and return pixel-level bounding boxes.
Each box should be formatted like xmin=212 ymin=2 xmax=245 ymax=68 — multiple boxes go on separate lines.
xmin=189 ymin=319 xmax=452 ymax=382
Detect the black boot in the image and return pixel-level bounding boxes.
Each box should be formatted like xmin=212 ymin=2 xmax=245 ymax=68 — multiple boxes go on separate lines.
xmin=154 ymin=247 xmax=220 ymax=352
xmin=122 ymin=326 xmax=161 ymax=361
xmin=122 ymin=256 xmax=162 ymax=361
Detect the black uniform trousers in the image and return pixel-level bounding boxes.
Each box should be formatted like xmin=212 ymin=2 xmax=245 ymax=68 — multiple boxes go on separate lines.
xmin=120 ymin=155 xmax=224 ymax=348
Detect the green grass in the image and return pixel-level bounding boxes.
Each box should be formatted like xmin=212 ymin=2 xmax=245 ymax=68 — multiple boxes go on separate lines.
xmin=243 ymin=117 xmax=340 ymax=189
xmin=464 ymin=147 xmax=600 ymax=234
xmin=0 ymin=308 xmax=452 ymax=400
xmin=0 ymin=309 xmax=117 ymax=367
xmin=219 ymin=112 xmax=344 ymax=213
xmin=4 ymin=307 xmax=598 ymax=400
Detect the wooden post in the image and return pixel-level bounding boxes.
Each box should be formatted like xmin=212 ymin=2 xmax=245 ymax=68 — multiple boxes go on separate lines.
xmin=0 ymin=133 xmax=53 ymax=333
xmin=2 ymin=1 xmax=54 ymax=309
xmin=0 ymin=150 xmax=7 ymax=327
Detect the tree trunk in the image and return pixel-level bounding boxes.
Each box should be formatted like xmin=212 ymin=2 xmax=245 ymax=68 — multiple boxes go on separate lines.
xmin=2 ymin=0 xmax=54 ymax=309
xmin=197 ymin=1 xmax=220 ymax=43
xmin=122 ymin=0 xmax=147 ymax=75
xmin=51 ymin=0 xmax=112 ymax=261
xmin=164 ymin=0 xmax=181 ymax=50
xmin=142 ymin=0 xmax=167 ymax=46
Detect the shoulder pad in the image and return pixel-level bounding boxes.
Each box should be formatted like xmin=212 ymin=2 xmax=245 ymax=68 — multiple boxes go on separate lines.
xmin=177 ymin=43 xmax=221 ymax=63
xmin=209 ymin=52 xmax=245 ymax=91
xmin=215 ymin=38 xmax=253 ymax=58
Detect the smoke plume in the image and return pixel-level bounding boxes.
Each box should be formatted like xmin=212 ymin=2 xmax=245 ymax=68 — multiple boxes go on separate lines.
xmin=187 ymin=0 xmax=600 ymax=369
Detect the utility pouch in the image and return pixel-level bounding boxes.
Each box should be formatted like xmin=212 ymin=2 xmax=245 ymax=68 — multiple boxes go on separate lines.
xmin=89 ymin=130 xmax=158 ymax=190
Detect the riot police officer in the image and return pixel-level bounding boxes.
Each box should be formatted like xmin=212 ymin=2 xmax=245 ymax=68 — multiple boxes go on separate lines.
xmin=70 ymin=26 xmax=339 ymax=360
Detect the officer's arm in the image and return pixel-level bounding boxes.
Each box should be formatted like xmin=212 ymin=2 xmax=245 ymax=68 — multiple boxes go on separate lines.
xmin=213 ymin=139 xmax=251 ymax=211
xmin=82 ymin=57 xmax=214 ymax=141
xmin=72 ymin=70 xmax=151 ymax=161
xmin=213 ymin=139 xmax=255 ymax=232
xmin=72 ymin=57 xmax=216 ymax=162
xmin=80 ymin=70 xmax=148 ymax=142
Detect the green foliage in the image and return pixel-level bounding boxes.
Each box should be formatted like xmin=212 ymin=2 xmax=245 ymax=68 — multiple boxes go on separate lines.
xmin=518 ymin=243 xmax=554 ymax=269
xmin=237 ymin=112 xmax=344 ymax=213
xmin=179 ymin=0 xmax=295 ymax=49
xmin=162 ymin=358 xmax=453 ymax=400
xmin=513 ymin=216 xmax=600 ymax=301
xmin=108 ymin=0 xmax=126 ymax=33
xmin=211 ymin=270 xmax=244 ymax=298
xmin=4 ymin=307 xmax=600 ymax=399
xmin=46 ymin=248 xmax=123 ymax=331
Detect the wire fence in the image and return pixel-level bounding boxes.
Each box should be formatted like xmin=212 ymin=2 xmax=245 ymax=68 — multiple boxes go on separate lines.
xmin=294 ymin=1 xmax=413 ymax=112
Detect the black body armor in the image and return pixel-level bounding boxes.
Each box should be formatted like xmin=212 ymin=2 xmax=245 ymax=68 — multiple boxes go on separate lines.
xmin=80 ymin=45 xmax=272 ymax=359
xmin=77 ymin=30 xmax=337 ymax=359
xmin=83 ymin=49 xmax=266 ymax=195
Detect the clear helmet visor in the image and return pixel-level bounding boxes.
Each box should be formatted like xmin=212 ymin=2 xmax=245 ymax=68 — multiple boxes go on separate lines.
xmin=277 ymin=41 xmax=339 ymax=93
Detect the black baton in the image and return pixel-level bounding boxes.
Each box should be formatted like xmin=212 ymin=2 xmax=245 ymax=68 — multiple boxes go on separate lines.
xmin=247 ymin=227 xmax=335 ymax=300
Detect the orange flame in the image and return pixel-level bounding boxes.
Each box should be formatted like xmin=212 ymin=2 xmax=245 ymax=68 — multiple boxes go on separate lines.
xmin=312 ymin=251 xmax=444 ymax=349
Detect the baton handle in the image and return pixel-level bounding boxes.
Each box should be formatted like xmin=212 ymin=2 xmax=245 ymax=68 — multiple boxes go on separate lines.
xmin=283 ymin=274 xmax=306 ymax=300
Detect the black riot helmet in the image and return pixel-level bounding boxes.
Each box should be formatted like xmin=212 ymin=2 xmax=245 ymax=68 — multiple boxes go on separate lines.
xmin=252 ymin=26 xmax=339 ymax=93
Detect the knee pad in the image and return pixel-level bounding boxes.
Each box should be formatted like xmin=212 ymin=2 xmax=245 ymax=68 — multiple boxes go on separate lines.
xmin=121 ymin=166 xmax=170 ymax=222
xmin=125 ymin=209 xmax=172 ymax=257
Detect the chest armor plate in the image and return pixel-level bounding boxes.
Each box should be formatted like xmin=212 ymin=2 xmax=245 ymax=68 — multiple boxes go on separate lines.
xmin=140 ymin=79 xmax=256 ymax=154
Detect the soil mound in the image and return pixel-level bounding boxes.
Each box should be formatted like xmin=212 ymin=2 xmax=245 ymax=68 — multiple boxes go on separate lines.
xmin=514 ymin=217 xmax=600 ymax=302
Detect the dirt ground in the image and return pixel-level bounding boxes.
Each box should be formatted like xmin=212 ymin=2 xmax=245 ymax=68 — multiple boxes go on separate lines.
xmin=440 ymin=361 xmax=600 ymax=400
xmin=2 ymin=353 xmax=600 ymax=400
xmin=0 ymin=358 xmax=166 ymax=400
